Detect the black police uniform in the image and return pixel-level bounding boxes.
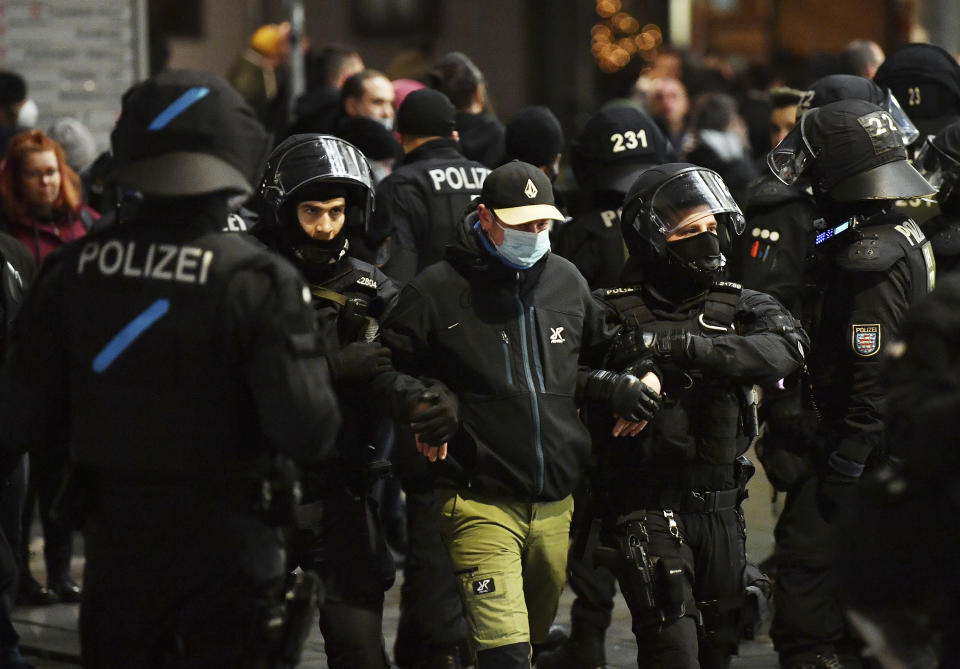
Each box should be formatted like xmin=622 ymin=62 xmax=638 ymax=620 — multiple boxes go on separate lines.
xmin=0 ymin=199 xmax=341 ymax=669
xmin=591 ymin=264 xmax=806 ymax=669
xmin=0 ymin=233 xmax=34 ymax=667
xmin=765 ymin=98 xmax=937 ymax=668
xmin=770 ymin=210 xmax=935 ymax=663
xmin=0 ymin=70 xmax=343 ymax=669
xmin=836 ymin=273 xmax=960 ymax=668
xmin=291 ymin=254 xmax=400 ymax=669
xmin=375 ymin=138 xmax=490 ymax=284
xmin=257 ymin=132 xmax=402 ymax=668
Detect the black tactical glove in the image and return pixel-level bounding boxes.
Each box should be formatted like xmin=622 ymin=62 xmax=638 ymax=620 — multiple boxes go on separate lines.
xmin=816 ymin=452 xmax=863 ymax=522
xmin=582 ymin=370 xmax=662 ymax=423
xmin=327 ymin=341 xmax=392 ymax=385
xmin=410 ymin=382 xmax=459 ymax=446
xmin=609 ymin=328 xmax=697 ymax=367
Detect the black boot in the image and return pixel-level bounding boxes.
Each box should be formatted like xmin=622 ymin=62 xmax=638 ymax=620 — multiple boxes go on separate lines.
xmin=535 ymin=626 xmax=605 ymax=669
xmin=15 ymin=574 xmax=56 ymax=607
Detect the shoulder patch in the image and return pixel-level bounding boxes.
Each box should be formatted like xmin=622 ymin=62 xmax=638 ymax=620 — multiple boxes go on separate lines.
xmin=852 ymin=324 xmax=881 ymax=357
xmin=602 ymin=286 xmax=641 ymax=297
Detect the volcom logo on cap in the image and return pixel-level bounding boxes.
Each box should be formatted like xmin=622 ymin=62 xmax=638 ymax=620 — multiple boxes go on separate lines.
xmin=473 ymin=578 xmax=496 ymax=595
xmin=524 ymin=179 xmax=538 ymax=199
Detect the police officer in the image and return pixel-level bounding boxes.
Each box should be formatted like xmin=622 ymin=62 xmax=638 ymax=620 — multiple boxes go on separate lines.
xmin=371 ymin=88 xmax=490 ymax=284
xmin=914 ymin=121 xmax=960 ymax=274
xmin=581 ymin=163 xmax=807 ymax=669
xmin=730 ymin=75 xmax=919 ymax=501
xmin=766 ymin=98 xmax=936 ymax=669
xmin=0 ymin=69 xmax=342 ymax=668
xmin=257 ymin=133 xmax=398 ymax=668
xmin=538 ymin=106 xmax=676 ymax=669
xmin=836 ymin=274 xmax=960 ymax=668
xmin=874 ymin=42 xmax=960 ymax=227
xmin=552 ymin=106 xmax=675 ymax=290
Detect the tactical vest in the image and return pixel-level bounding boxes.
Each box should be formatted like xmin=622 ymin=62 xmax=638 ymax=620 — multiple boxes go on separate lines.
xmin=600 ymin=281 xmax=749 ymax=466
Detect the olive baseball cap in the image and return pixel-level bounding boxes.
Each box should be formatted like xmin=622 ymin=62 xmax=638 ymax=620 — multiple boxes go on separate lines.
xmin=480 ymin=160 xmax=564 ymax=225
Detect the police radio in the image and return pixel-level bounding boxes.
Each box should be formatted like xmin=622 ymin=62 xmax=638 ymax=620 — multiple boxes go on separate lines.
xmin=813 ymin=215 xmax=861 ymax=246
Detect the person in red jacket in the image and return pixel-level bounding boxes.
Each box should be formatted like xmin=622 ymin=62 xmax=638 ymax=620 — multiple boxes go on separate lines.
xmin=0 ymin=129 xmax=97 ymax=265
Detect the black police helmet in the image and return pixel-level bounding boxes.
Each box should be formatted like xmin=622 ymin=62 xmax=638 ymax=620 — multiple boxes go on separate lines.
xmin=259 ymin=133 xmax=375 ymax=234
xmin=110 ymin=69 xmax=271 ymax=198
xmin=621 ymin=163 xmax=744 ymax=263
xmin=915 ymin=120 xmax=960 ymax=213
xmin=805 ymin=99 xmax=935 ymax=202
xmin=874 ymin=43 xmax=960 ymax=138
xmin=571 ymin=106 xmax=675 ymax=194
xmin=798 ymin=74 xmax=919 ymax=147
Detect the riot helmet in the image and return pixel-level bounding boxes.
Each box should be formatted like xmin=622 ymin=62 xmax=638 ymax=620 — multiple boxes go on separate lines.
xmin=110 ymin=70 xmax=271 ymax=199
xmin=571 ymin=106 xmax=676 ymax=195
xmin=797 ymin=74 xmax=919 ymax=146
xmin=768 ymin=99 xmax=935 ymax=203
xmin=874 ymin=43 xmax=960 ymax=140
xmin=259 ymin=134 xmax=375 ymax=279
xmin=915 ymin=120 xmax=960 ymax=214
xmin=621 ymin=163 xmax=744 ymax=288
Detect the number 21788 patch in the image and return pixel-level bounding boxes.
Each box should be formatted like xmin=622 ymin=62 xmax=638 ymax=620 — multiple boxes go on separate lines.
xmin=852 ymin=324 xmax=881 ymax=357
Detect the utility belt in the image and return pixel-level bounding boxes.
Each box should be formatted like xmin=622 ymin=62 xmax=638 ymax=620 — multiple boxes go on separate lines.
xmin=640 ymin=487 xmax=741 ymax=514
xmin=52 ymin=456 xmax=306 ymax=529
xmin=301 ymin=458 xmax=393 ymax=500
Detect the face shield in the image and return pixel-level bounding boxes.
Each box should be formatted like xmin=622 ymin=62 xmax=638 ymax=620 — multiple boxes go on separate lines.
xmin=260 ymin=134 xmax=375 ymax=225
xmin=913 ymin=134 xmax=957 ymax=190
xmin=648 ymin=167 xmax=745 ymax=239
xmin=768 ymin=111 xmax=816 ymax=186
xmin=884 ymin=90 xmax=920 ymax=147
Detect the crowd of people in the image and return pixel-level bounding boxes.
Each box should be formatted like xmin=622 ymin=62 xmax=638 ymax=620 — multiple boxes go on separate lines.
xmin=0 ymin=21 xmax=957 ymax=669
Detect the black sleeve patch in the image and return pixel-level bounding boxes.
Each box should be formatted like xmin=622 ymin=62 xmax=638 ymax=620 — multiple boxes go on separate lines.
xmin=472 ymin=577 xmax=496 ymax=595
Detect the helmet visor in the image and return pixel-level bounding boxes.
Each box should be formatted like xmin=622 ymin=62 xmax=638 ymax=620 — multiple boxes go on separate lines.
xmin=913 ymin=134 xmax=957 ymax=190
xmin=650 ymin=168 xmax=745 ymax=237
xmin=885 ymin=90 xmax=920 ymax=147
xmin=767 ymin=112 xmax=813 ymax=186
xmin=261 ymin=135 xmax=373 ymax=209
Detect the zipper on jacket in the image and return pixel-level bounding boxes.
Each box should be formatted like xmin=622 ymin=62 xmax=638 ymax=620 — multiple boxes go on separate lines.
xmin=526 ymin=307 xmax=547 ymax=393
xmin=515 ymin=289 xmax=544 ymax=496
xmin=500 ymin=330 xmax=513 ymax=386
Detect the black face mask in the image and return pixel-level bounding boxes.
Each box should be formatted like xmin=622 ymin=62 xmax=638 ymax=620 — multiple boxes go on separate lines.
xmin=648 ymin=232 xmax=722 ymax=301
xmin=279 ymin=203 xmax=349 ymax=283
xmin=667 ymin=231 xmax=722 ymax=272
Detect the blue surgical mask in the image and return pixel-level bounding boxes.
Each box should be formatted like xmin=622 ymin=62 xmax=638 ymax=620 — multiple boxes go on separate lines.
xmin=492 ymin=219 xmax=551 ymax=269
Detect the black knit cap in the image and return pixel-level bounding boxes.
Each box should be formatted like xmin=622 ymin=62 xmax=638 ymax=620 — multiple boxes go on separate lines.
xmin=874 ymin=43 xmax=960 ymax=135
xmin=505 ymin=106 xmax=563 ymax=167
xmin=396 ymin=88 xmax=456 ymax=137
xmin=0 ymin=70 xmax=26 ymax=107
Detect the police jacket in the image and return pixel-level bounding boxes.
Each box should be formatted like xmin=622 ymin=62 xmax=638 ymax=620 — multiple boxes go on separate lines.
xmin=595 ymin=259 xmax=807 ymax=506
xmin=306 ymin=254 xmax=398 ymax=491
xmin=808 ymin=212 xmax=934 ymax=466
xmin=373 ymin=206 xmax=621 ymax=501
xmin=728 ymin=175 xmax=818 ymax=318
xmin=924 ymin=213 xmax=960 ymax=275
xmin=551 ymin=202 xmax=625 ymax=291
xmin=375 ymin=138 xmax=490 ymax=285
xmin=0 ymin=199 xmax=341 ymax=484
